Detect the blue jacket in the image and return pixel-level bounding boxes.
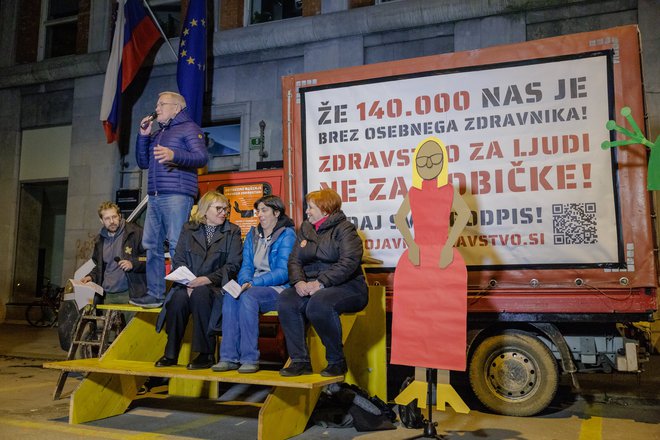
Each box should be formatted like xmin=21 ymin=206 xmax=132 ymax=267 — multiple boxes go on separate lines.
xmin=237 ymin=217 xmax=296 ymax=288
xmin=135 ymin=109 xmax=208 ymax=197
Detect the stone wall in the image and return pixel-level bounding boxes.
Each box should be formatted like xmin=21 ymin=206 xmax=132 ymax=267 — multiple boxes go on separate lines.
xmin=0 ymin=89 xmax=21 ymax=321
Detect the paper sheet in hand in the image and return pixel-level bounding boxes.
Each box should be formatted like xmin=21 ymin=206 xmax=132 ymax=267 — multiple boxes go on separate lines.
xmin=223 ymin=279 xmax=243 ymax=299
xmin=64 ymin=279 xmax=103 ymax=310
xmin=165 ymin=266 xmax=196 ymax=285
xmin=74 ymin=259 xmax=95 ymax=281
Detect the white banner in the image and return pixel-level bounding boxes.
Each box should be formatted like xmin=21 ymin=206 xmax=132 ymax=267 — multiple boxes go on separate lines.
xmin=302 ymin=55 xmax=619 ymax=268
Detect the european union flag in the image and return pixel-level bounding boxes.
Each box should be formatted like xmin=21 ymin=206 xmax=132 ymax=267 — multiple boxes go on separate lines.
xmin=177 ymin=0 xmax=207 ymax=126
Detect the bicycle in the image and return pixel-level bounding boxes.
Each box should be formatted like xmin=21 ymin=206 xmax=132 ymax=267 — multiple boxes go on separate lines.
xmin=25 ymin=279 xmax=64 ymax=327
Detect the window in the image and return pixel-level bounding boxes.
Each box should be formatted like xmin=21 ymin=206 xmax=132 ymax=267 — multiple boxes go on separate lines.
xmin=248 ymin=0 xmax=302 ymax=25
xmin=148 ymin=0 xmax=181 ymax=39
xmin=204 ymin=121 xmax=241 ymax=172
xmin=41 ymin=0 xmax=79 ymax=58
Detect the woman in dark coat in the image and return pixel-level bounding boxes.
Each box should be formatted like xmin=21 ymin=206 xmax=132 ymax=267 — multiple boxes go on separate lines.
xmin=154 ymin=191 xmax=242 ymax=370
xmin=278 ymin=188 xmax=368 ymax=377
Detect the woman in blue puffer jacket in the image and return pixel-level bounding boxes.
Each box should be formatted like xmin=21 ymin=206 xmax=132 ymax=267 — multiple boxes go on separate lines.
xmin=212 ymin=195 xmax=295 ymax=374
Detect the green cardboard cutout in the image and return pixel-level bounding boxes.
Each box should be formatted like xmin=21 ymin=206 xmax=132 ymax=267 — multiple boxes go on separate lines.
xmin=602 ymin=107 xmax=660 ymax=190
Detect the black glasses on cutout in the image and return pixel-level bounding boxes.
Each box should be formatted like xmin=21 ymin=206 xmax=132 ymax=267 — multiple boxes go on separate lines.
xmin=416 ymin=153 xmax=443 ymax=167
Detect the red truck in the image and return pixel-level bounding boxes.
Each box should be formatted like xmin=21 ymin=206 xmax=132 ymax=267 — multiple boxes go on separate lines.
xmin=202 ymin=25 xmax=657 ymax=416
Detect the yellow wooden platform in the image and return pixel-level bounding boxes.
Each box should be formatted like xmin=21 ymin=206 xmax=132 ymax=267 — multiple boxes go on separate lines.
xmin=44 ymin=286 xmax=386 ymax=440
xmin=96 ymin=304 xmax=161 ymax=313
xmin=43 ymin=358 xmax=341 ymax=389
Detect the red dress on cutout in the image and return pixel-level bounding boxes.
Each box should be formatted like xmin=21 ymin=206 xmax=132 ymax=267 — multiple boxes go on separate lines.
xmin=390 ymin=180 xmax=467 ymax=371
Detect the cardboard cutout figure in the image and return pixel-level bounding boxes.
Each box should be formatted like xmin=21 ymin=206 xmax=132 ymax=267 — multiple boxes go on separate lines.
xmin=602 ymin=106 xmax=660 ymax=190
xmin=391 ymin=137 xmax=471 ymax=414
xmin=390 ymin=137 xmax=470 ymax=370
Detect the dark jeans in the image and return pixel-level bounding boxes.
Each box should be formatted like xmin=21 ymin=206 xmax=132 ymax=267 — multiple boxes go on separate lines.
xmin=220 ymin=286 xmax=279 ymax=364
xmin=164 ymin=284 xmax=215 ymax=359
xmin=277 ymin=277 xmax=368 ymax=364
xmin=143 ymin=194 xmax=194 ymax=300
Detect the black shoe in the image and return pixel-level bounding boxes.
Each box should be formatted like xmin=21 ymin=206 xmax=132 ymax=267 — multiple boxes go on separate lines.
xmin=155 ymin=356 xmax=177 ymax=367
xmin=279 ymin=361 xmax=312 ymax=377
xmin=320 ymin=360 xmax=347 ymax=377
xmin=187 ymin=353 xmax=215 ymax=370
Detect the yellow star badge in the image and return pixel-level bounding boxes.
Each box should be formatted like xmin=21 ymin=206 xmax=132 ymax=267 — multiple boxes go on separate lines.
xmin=124 ymin=246 xmax=133 ymax=255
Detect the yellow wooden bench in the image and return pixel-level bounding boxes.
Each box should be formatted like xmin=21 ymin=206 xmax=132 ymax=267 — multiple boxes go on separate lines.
xmin=44 ymin=286 xmax=386 ymax=440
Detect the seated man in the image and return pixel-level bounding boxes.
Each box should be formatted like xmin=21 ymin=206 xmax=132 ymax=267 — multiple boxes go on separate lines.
xmin=81 ymin=201 xmax=146 ymax=304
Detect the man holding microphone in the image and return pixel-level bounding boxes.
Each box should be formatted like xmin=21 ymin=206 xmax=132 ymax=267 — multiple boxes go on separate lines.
xmin=131 ymin=91 xmax=208 ymax=308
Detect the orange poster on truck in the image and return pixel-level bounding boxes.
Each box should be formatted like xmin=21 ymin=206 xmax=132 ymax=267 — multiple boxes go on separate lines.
xmin=222 ymin=183 xmax=265 ymax=236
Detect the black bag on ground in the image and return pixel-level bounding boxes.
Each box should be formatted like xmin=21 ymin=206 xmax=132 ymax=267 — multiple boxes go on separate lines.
xmin=57 ymin=300 xmax=80 ymax=351
xmin=310 ymin=387 xmax=354 ymax=428
xmin=310 ymin=383 xmax=397 ymax=431
xmin=397 ymin=375 xmax=425 ymax=429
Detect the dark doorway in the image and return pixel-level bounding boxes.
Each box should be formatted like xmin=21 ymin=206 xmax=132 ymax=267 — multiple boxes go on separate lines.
xmin=13 ymin=181 xmax=68 ymax=302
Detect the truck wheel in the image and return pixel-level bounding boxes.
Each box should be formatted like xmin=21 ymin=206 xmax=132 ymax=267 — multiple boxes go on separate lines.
xmin=469 ymin=331 xmax=558 ymax=416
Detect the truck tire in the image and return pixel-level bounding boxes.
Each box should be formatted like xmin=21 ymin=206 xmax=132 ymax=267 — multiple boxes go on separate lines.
xmin=469 ymin=331 xmax=558 ymax=416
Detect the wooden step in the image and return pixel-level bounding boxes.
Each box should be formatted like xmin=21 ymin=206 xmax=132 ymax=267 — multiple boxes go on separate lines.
xmin=43 ymin=358 xmax=343 ymax=389
xmin=96 ymin=304 xmax=366 ymax=317
xmin=96 ymin=304 xmax=161 ymax=313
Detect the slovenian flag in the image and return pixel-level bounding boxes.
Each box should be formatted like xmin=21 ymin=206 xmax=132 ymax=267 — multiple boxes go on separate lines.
xmin=100 ymin=0 xmax=161 ymax=144
xmin=177 ymin=0 xmax=207 ymax=126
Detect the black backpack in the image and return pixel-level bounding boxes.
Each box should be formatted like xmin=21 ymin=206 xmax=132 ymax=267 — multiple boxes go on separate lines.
xmin=310 ymin=383 xmax=397 ymax=432
xmin=397 ymin=376 xmax=425 ymax=429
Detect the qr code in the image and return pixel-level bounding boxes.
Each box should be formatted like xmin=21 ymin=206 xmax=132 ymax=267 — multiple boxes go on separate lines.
xmin=552 ymin=203 xmax=598 ymax=245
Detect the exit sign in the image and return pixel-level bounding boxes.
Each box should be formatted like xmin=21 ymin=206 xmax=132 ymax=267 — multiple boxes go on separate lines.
xmin=249 ymin=137 xmax=262 ymax=149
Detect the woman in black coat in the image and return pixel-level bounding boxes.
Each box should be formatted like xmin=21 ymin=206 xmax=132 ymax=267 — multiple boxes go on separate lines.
xmin=278 ymin=188 xmax=368 ymax=377
xmin=154 ymin=191 xmax=242 ymax=370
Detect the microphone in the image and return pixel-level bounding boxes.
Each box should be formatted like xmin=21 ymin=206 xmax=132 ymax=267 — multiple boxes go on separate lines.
xmin=114 ymin=256 xmax=121 ymax=263
xmin=140 ymin=111 xmax=158 ymax=129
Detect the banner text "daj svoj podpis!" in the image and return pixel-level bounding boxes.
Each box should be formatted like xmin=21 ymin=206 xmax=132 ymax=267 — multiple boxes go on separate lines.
xmin=302 ymin=54 xmax=618 ymax=268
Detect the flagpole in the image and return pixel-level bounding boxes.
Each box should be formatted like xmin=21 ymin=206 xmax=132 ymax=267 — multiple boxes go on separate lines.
xmin=142 ymin=0 xmax=178 ymax=61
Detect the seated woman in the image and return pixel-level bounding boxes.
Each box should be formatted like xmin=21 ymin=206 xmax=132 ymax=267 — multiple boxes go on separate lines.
xmin=278 ymin=188 xmax=368 ymax=377
xmin=212 ymin=195 xmax=296 ymax=374
xmin=154 ymin=191 xmax=242 ymax=370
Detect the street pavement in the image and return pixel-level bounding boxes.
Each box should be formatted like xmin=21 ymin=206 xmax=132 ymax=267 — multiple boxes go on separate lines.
xmin=0 ymin=322 xmax=658 ymax=440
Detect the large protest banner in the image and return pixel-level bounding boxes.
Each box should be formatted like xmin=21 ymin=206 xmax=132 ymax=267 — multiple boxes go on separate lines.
xmin=301 ymin=53 xmax=617 ymax=268
xmin=283 ymin=26 xmax=655 ymax=289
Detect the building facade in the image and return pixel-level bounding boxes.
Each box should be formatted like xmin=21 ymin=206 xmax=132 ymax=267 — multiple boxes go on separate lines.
xmin=0 ymin=0 xmax=658 ymax=321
